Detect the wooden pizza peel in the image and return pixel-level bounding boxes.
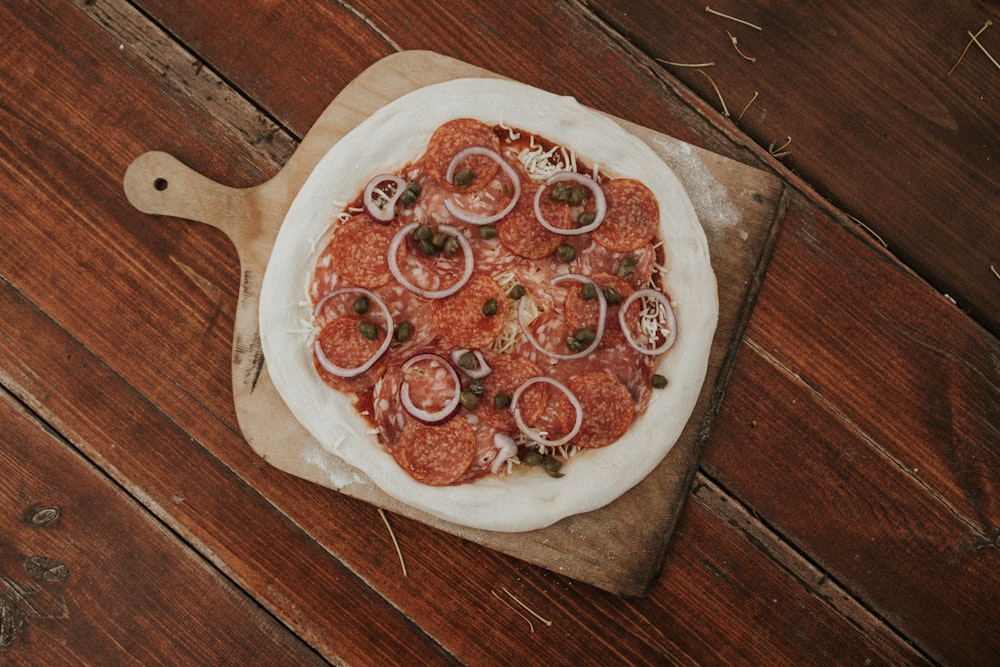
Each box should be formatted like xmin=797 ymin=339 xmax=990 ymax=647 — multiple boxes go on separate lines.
xmin=124 ymin=50 xmax=787 ymax=597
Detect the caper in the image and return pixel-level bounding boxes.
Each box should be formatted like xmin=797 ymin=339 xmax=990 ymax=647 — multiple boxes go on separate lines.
xmin=418 ymin=238 xmax=437 ymax=256
xmin=442 ymin=235 xmax=460 ymax=254
xmin=352 ymin=296 xmax=370 ymax=315
xmin=459 ymin=391 xmax=480 ymax=410
xmin=467 ymin=379 xmax=485 ymax=397
xmin=454 ymin=167 xmax=474 ymax=187
xmin=577 ymin=211 xmax=596 ymax=227
xmin=399 ymin=188 xmax=417 ymax=207
xmin=602 ymin=285 xmax=623 ymax=305
xmin=493 ymin=391 xmax=511 ymax=409
xmin=542 ymin=455 xmax=565 ymax=478
xmin=565 ymin=336 xmax=583 ymax=352
xmin=358 ymin=321 xmax=378 ymax=341
xmin=393 ymin=321 xmax=412 ymax=343
xmin=549 ymin=182 xmax=570 ymax=202
xmin=478 ymin=225 xmax=498 ymax=240
xmin=556 ymin=243 xmax=576 ymax=263
xmin=412 ymin=222 xmax=432 ymax=242
xmin=615 ymin=255 xmax=638 ymax=279
xmin=581 ymin=282 xmax=597 ymax=301
xmin=574 ymin=327 xmax=596 ymax=345
xmin=482 ymin=298 xmax=499 ymax=317
xmin=651 ymin=374 xmax=669 ymax=389
xmin=431 ymin=231 xmax=448 ymax=249
xmin=508 ymin=284 xmax=526 ymax=300
xmin=523 ymin=449 xmax=543 ymax=466
xmin=566 ymin=185 xmax=587 ymax=206
xmin=457 ymin=351 xmax=479 ymax=370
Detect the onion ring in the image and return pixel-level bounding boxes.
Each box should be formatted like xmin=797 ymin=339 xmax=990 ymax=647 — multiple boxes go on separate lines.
xmin=313 ymin=287 xmax=394 ymax=378
xmin=399 ymin=353 xmax=462 ymax=423
xmin=387 ymin=222 xmax=474 ymax=298
xmin=517 ymin=274 xmax=607 ymax=360
xmin=533 ymin=171 xmax=606 ymax=235
xmin=363 ymin=174 xmax=406 ymax=223
xmin=619 ymin=288 xmax=678 ymax=355
xmin=450 ymin=348 xmax=492 ymax=379
xmin=443 ymin=147 xmax=521 ymax=226
xmin=511 ymin=376 xmax=583 ymax=448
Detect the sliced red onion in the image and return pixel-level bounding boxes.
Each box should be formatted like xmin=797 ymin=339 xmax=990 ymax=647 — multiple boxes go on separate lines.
xmin=511 ymin=377 xmax=583 ymax=448
xmin=490 ymin=433 xmax=518 ymax=474
xmin=313 ymin=287 xmax=393 ymax=378
xmin=619 ymin=288 xmax=678 ymax=355
xmin=443 ymin=147 xmax=521 ymax=225
xmin=387 ymin=222 xmax=474 ymax=298
xmin=533 ymin=171 xmax=606 ymax=235
xmin=517 ymin=274 xmax=607 ymax=360
xmin=399 ymin=353 xmax=461 ymax=423
xmin=450 ymin=348 xmax=492 ymax=379
xmin=363 ymin=174 xmax=406 ymax=223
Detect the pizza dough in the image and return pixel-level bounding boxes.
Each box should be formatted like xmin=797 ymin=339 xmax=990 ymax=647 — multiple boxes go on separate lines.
xmin=259 ymin=78 xmax=717 ymax=532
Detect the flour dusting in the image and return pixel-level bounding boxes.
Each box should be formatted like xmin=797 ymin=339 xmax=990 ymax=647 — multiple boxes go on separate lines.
xmin=302 ymin=443 xmax=366 ymax=489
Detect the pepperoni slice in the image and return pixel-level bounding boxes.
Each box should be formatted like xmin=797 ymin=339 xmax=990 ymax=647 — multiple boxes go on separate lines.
xmin=477 ymin=353 xmax=546 ymax=431
xmin=424 ymin=118 xmax=501 ymax=191
xmin=328 ymin=213 xmax=398 ymax=289
xmin=395 ymin=417 xmax=478 ymax=486
xmin=431 ymin=273 xmax=509 ymax=349
xmin=564 ymin=272 xmax=635 ymax=349
xmin=497 ymin=183 xmax=564 ymax=259
xmin=313 ymin=315 xmax=388 ymax=392
xmin=567 ymin=371 xmax=635 ymax=448
xmin=591 ymin=179 xmax=659 ymax=253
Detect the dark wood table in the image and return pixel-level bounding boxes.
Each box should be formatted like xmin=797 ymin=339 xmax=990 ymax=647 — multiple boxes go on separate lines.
xmin=2 ymin=1 xmax=997 ymax=664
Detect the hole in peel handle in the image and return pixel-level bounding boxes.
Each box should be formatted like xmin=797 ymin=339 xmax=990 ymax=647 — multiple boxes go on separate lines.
xmin=122 ymin=150 xmax=248 ymax=238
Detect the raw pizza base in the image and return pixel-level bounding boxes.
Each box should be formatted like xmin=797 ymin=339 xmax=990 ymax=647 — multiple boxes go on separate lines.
xmin=259 ymin=78 xmax=718 ymax=532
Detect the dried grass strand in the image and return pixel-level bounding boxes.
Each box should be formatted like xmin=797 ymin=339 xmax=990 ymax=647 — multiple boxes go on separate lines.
xmin=705 ymin=6 xmax=762 ymax=31
xmin=698 ymin=69 xmax=730 ymax=117
xmin=502 ymin=587 xmax=553 ymax=627
xmin=948 ymin=20 xmax=992 ymax=75
xmin=656 ymin=58 xmax=716 ymax=68
xmin=727 ymin=30 xmax=757 ymax=62
xmin=378 ymin=508 xmax=407 ymax=577
xmin=491 ymin=590 xmax=535 ymax=633
xmin=737 ymin=91 xmax=759 ymax=121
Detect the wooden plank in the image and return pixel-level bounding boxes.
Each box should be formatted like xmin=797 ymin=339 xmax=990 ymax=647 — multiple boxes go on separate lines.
xmin=702 ymin=203 xmax=1000 ymax=664
xmin=586 ymin=0 xmax=1000 ymax=336
xmin=0 ymin=388 xmax=328 ymax=665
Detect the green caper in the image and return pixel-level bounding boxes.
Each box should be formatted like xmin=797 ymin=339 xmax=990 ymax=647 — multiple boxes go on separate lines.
xmin=467 ymin=379 xmax=485 ymax=397
xmin=541 ymin=455 xmax=565 ymax=478
xmin=523 ymin=449 xmax=543 ymax=466
xmin=602 ymin=285 xmax=623 ymax=305
xmin=457 ymin=351 xmax=479 ymax=370
xmin=615 ymin=255 xmax=638 ymax=279
xmin=566 ymin=185 xmax=587 ymax=206
xmin=412 ymin=222 xmax=432 ymax=242
xmin=478 ymin=225 xmax=498 ymax=240
xmin=574 ymin=328 xmax=596 ymax=345
xmin=482 ymin=298 xmax=499 ymax=317
xmin=493 ymin=391 xmax=511 ymax=409
xmin=508 ymin=284 xmax=526 ymax=300
xmin=399 ymin=188 xmax=417 ymax=207
xmin=549 ymin=182 xmax=570 ymax=202
xmin=565 ymin=336 xmax=583 ymax=352
xmin=442 ymin=235 xmax=460 ymax=254
xmin=577 ymin=211 xmax=596 ymax=227
xmin=431 ymin=232 xmax=448 ymax=249
xmin=651 ymin=374 xmax=669 ymax=389
xmin=581 ymin=282 xmax=597 ymax=301
xmin=418 ymin=238 xmax=437 ymax=256
xmin=393 ymin=321 xmax=412 ymax=343
xmin=459 ymin=391 xmax=480 ymax=410
xmin=352 ymin=296 xmax=370 ymax=315
xmin=556 ymin=243 xmax=576 ymax=263
xmin=454 ymin=167 xmax=474 ymax=187
xmin=358 ymin=321 xmax=378 ymax=341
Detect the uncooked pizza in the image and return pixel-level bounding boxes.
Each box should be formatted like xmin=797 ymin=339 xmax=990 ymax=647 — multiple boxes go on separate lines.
xmin=260 ymin=78 xmax=717 ymax=532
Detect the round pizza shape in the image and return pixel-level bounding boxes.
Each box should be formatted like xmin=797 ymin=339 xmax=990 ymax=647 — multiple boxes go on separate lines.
xmin=259 ymin=78 xmax=718 ymax=532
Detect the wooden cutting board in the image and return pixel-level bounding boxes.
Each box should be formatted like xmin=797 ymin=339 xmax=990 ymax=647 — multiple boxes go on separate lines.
xmin=124 ymin=50 xmax=786 ymax=597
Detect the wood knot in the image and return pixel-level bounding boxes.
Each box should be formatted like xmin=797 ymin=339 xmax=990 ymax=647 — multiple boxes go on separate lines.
xmin=23 ymin=505 xmax=61 ymax=529
xmin=22 ymin=556 xmax=69 ymax=584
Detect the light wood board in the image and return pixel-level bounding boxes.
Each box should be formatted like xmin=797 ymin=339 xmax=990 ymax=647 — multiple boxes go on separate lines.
xmin=124 ymin=50 xmax=786 ymax=596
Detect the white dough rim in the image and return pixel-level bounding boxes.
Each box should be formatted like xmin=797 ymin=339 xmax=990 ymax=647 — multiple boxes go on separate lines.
xmin=259 ymin=78 xmax=718 ymax=532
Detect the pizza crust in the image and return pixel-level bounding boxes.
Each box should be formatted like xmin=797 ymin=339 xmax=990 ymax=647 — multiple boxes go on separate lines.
xmin=259 ymin=78 xmax=718 ymax=532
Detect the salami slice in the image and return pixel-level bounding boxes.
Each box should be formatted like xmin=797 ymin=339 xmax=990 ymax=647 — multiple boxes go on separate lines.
xmin=564 ymin=272 xmax=635 ymax=349
xmin=424 ymin=118 xmax=501 ymax=191
xmin=328 ymin=213 xmax=398 ymax=289
xmin=591 ymin=178 xmax=659 ymax=253
xmin=431 ymin=273 xmax=509 ymax=349
xmin=394 ymin=417 xmax=478 ymax=486
xmin=313 ymin=315 xmax=388 ymax=393
xmin=477 ymin=353 xmax=546 ymax=431
xmin=567 ymin=371 xmax=635 ymax=448
xmin=497 ymin=183 xmax=564 ymax=259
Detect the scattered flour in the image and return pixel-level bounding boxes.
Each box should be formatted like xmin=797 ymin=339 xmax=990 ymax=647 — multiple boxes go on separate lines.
xmin=302 ymin=442 xmax=367 ymax=489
